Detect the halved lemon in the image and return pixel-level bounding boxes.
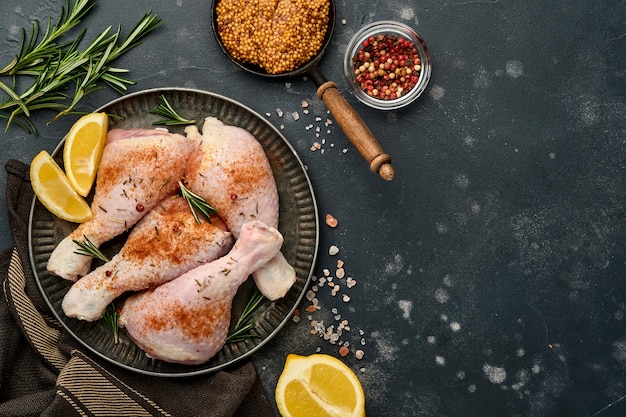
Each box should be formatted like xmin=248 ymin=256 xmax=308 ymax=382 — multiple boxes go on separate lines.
xmin=63 ymin=112 xmax=108 ymax=196
xmin=275 ymin=354 xmax=366 ymax=417
xmin=30 ymin=150 xmax=93 ymax=223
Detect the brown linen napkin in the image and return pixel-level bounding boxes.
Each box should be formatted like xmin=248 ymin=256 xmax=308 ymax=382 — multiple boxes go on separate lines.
xmin=0 ymin=159 xmax=275 ymax=417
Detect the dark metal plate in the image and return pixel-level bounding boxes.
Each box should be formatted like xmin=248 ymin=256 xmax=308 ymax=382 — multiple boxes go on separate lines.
xmin=28 ymin=88 xmax=319 ymax=376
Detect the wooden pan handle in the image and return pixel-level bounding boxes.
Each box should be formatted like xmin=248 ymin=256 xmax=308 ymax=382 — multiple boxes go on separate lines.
xmin=317 ymin=81 xmax=394 ymax=181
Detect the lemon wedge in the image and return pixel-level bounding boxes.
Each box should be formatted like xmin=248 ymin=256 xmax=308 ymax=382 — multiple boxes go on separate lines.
xmin=63 ymin=112 xmax=108 ymax=196
xmin=30 ymin=150 xmax=93 ymax=223
xmin=275 ymin=353 xmax=366 ymax=417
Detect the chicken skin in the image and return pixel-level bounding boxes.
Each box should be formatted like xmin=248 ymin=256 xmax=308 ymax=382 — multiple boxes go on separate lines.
xmin=61 ymin=196 xmax=234 ymax=321
xmin=119 ymin=220 xmax=283 ymax=365
xmin=47 ymin=128 xmax=198 ymax=281
xmin=184 ymin=117 xmax=296 ymax=300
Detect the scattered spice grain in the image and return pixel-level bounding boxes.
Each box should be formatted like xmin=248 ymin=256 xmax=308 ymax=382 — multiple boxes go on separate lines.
xmin=325 ymin=213 xmax=338 ymax=227
xmin=339 ymin=346 xmax=350 ymax=357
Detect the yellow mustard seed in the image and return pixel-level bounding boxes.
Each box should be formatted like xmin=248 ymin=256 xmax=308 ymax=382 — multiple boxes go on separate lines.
xmin=216 ymin=0 xmax=330 ymax=74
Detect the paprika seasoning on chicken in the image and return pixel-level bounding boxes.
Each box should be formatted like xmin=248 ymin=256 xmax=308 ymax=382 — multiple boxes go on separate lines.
xmin=351 ymin=34 xmax=422 ymax=101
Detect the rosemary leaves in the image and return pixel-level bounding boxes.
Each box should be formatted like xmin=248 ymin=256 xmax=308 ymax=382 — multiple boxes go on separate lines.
xmin=226 ymin=288 xmax=266 ymax=343
xmin=73 ymin=234 xmax=109 ymax=262
xmin=178 ymin=180 xmax=217 ymax=224
xmin=0 ymin=0 xmax=163 ymax=133
xmin=102 ymin=302 xmax=120 ymax=344
xmin=149 ymin=95 xmax=196 ymax=126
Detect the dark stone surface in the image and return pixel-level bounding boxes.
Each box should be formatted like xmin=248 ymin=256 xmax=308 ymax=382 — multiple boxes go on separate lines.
xmin=1 ymin=1 xmax=625 ymax=416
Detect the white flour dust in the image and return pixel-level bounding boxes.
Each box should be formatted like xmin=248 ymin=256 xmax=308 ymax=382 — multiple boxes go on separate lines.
xmin=370 ymin=330 xmax=399 ymax=363
xmin=505 ymin=60 xmax=524 ymax=78
xmin=398 ymin=300 xmax=413 ymax=321
xmin=483 ymin=363 xmax=507 ymax=384
xmin=455 ymin=173 xmax=470 ymax=189
xmin=612 ymin=337 xmax=626 ymax=367
xmin=473 ymin=67 xmax=490 ymax=88
xmin=399 ymin=7 xmax=415 ymax=21
xmin=434 ymin=288 xmax=450 ymax=304
xmin=384 ymin=253 xmax=405 ymax=275
xmin=463 ymin=135 xmax=477 ymax=147
xmin=429 ymin=84 xmax=446 ymax=101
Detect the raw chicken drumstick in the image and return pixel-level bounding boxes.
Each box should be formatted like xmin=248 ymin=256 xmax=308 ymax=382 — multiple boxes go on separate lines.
xmin=119 ymin=220 xmax=283 ymax=365
xmin=61 ymin=196 xmax=234 ymax=321
xmin=47 ymin=128 xmax=198 ymax=281
xmin=184 ymin=117 xmax=295 ymax=300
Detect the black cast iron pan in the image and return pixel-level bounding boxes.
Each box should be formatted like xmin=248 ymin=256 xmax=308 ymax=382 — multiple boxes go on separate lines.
xmin=211 ymin=0 xmax=394 ymax=181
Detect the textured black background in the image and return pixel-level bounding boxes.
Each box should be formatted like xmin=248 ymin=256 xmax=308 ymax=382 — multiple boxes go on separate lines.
xmin=1 ymin=1 xmax=625 ymax=416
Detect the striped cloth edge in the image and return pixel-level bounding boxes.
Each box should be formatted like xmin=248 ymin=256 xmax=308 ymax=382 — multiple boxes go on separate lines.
xmin=5 ymin=248 xmax=171 ymax=417
xmin=57 ymin=350 xmax=172 ymax=417
xmin=4 ymin=248 xmax=67 ymax=371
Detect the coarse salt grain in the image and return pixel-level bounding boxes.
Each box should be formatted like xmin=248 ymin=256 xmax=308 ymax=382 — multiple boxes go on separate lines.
xmin=276 ymin=108 xmax=283 ymax=117
xmin=336 ymin=267 xmax=345 ymax=278
xmin=342 ymin=294 xmax=351 ymax=302
xmin=301 ymin=100 xmax=309 ymax=108
xmin=329 ymin=245 xmax=339 ymax=255
xmin=355 ymin=350 xmax=364 ymax=360
xmin=292 ymin=111 xmax=300 ymax=120
xmin=337 ymin=259 xmax=344 ymax=268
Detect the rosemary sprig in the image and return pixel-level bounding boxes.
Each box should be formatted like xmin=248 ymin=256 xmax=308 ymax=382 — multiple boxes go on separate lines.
xmin=72 ymin=234 xmax=109 ymax=262
xmin=0 ymin=0 xmax=95 ymax=76
xmin=0 ymin=0 xmax=163 ymax=133
xmin=149 ymin=94 xmax=196 ymax=126
xmin=226 ymin=288 xmax=267 ymax=343
xmin=178 ymin=180 xmax=217 ymax=224
xmin=102 ymin=302 xmax=120 ymax=344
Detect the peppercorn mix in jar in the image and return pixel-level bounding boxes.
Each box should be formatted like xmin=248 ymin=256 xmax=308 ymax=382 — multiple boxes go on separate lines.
xmin=352 ymin=34 xmax=422 ymax=101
